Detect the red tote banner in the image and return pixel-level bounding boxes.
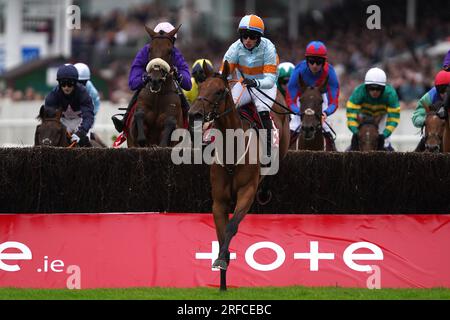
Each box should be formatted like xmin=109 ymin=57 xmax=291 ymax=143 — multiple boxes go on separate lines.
xmin=0 ymin=213 xmax=449 ymax=289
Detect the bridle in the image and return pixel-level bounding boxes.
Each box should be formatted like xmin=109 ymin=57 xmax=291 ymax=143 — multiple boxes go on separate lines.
xmin=195 ymin=80 xmax=232 ymax=122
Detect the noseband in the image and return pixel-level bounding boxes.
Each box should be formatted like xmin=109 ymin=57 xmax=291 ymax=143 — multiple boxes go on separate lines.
xmin=196 ymin=86 xmax=232 ymax=122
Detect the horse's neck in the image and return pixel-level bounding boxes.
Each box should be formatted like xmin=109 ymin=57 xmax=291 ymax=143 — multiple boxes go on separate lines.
xmin=215 ymin=98 xmax=243 ymax=132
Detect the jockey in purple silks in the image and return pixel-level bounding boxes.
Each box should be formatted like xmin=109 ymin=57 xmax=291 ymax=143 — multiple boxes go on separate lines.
xmin=112 ymin=22 xmax=192 ymax=133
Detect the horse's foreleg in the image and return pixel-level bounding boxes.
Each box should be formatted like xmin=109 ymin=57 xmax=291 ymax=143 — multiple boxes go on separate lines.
xmin=212 ymin=200 xmax=230 ymax=291
xmin=134 ymin=109 xmax=146 ymax=147
xmin=214 ymin=182 xmax=258 ymax=271
xmin=160 ymin=115 xmax=177 ymax=147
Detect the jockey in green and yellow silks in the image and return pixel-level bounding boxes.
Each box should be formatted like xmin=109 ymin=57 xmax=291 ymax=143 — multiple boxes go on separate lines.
xmin=346 ymin=67 xmax=400 ymax=151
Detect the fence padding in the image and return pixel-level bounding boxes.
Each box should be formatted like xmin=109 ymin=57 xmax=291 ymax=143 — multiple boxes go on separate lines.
xmin=0 ymin=148 xmax=449 ymax=214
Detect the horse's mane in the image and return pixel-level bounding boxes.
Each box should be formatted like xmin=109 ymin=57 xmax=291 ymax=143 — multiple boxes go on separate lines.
xmin=428 ymin=102 xmax=442 ymax=113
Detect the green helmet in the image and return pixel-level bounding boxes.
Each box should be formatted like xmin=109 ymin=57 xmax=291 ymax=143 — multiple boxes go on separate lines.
xmin=277 ymin=62 xmax=295 ymax=82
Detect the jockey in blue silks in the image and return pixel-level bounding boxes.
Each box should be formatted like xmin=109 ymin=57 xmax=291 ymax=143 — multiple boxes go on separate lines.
xmin=286 ymin=41 xmax=340 ymax=151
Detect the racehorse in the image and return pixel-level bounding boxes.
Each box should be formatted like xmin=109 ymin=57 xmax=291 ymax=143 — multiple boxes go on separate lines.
xmin=126 ymin=25 xmax=184 ymax=147
xmin=289 ymin=79 xmax=327 ymax=150
xmin=350 ymin=115 xmax=384 ymax=151
xmin=35 ymin=106 xmax=69 ymax=147
xmin=188 ymin=60 xmax=290 ymax=290
xmin=35 ymin=105 xmax=106 ymax=147
xmin=415 ymin=103 xmax=446 ymax=152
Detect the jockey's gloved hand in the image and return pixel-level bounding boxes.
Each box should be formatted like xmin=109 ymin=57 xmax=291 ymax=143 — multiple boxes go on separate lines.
xmin=172 ymin=66 xmax=183 ymax=83
xmin=437 ymin=102 xmax=448 ymax=120
xmin=142 ymin=73 xmax=150 ymax=85
xmin=71 ymin=133 xmax=81 ymax=144
xmin=243 ymin=78 xmax=258 ymax=88
xmin=74 ymin=130 xmax=90 ymax=147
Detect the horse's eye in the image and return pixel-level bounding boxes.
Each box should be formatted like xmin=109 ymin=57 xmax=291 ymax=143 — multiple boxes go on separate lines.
xmin=215 ymin=91 xmax=222 ymax=96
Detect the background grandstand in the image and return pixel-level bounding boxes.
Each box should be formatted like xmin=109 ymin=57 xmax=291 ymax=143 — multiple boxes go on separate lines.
xmin=0 ymin=0 xmax=449 ymax=149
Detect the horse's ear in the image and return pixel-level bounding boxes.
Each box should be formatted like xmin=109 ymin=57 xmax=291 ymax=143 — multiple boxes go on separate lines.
xmin=203 ymin=60 xmax=213 ymax=79
xmin=424 ymin=104 xmax=431 ymax=114
xmin=373 ymin=115 xmax=382 ymax=125
xmin=167 ymin=25 xmax=181 ymax=39
xmin=221 ymin=60 xmax=230 ymax=82
xmin=298 ymin=75 xmax=307 ymax=92
xmin=319 ymin=76 xmax=329 ymax=94
xmin=38 ymin=105 xmax=45 ymax=119
xmin=145 ymin=25 xmax=157 ymax=38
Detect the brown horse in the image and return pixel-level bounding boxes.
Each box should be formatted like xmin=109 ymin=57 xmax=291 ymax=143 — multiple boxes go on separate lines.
xmin=289 ymin=79 xmax=327 ymax=150
xmin=416 ymin=103 xmax=446 ymax=152
xmin=188 ymin=61 xmax=290 ymax=290
xmin=35 ymin=105 xmax=106 ymax=148
xmin=349 ymin=114 xmax=384 ymax=151
xmin=127 ymin=26 xmax=184 ymax=147
xmin=35 ymin=106 xmax=69 ymax=147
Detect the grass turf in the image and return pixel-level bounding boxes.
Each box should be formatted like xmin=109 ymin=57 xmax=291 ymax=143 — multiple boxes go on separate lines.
xmin=1 ymin=286 xmax=450 ymax=300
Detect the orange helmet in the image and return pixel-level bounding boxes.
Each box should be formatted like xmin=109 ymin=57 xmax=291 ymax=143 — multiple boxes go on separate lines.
xmin=238 ymin=15 xmax=264 ymax=36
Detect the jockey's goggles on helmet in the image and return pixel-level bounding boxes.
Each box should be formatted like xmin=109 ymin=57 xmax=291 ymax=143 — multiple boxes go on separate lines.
xmin=366 ymin=84 xmax=384 ymax=92
xmin=59 ymin=80 xmax=76 ymax=88
xmin=240 ymin=30 xmax=260 ymax=41
xmin=436 ymin=84 xmax=449 ymax=95
xmin=307 ymin=57 xmax=325 ymax=66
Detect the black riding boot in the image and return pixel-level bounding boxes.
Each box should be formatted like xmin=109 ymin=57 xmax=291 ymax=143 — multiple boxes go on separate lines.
xmin=259 ymin=111 xmax=273 ymax=164
xmin=324 ymin=131 xmax=337 ymax=151
xmin=112 ymin=89 xmax=141 ymax=133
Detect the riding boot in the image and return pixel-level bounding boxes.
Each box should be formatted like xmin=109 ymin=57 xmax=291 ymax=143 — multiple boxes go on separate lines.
xmin=259 ymin=111 xmax=272 ymax=165
xmin=324 ymin=131 xmax=337 ymax=151
xmin=415 ymin=136 xmax=426 ymax=152
xmin=112 ymin=89 xmax=141 ymax=133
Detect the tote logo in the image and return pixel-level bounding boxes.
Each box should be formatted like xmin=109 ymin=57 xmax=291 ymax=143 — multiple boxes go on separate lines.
xmin=0 ymin=241 xmax=81 ymax=289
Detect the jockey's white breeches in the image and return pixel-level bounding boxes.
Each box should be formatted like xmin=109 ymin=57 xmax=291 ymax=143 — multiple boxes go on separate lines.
xmin=231 ymin=82 xmax=277 ymax=113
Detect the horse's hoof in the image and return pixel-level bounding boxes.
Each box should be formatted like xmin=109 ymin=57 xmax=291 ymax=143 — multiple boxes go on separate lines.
xmin=212 ymin=259 xmax=228 ymax=270
xmin=256 ymin=189 xmax=272 ymax=205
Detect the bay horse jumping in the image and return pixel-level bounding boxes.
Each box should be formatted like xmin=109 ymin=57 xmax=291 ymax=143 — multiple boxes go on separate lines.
xmin=289 ymin=79 xmax=328 ymax=150
xmin=35 ymin=105 xmax=106 ymax=148
xmin=188 ymin=61 xmax=290 ymax=290
xmin=126 ymin=25 xmax=184 ymax=147
xmin=350 ymin=114 xmax=384 ymax=151
xmin=415 ymin=103 xmax=446 ymax=152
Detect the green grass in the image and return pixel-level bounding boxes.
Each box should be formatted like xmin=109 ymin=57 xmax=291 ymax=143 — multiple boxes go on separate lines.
xmin=0 ymin=286 xmax=449 ymax=300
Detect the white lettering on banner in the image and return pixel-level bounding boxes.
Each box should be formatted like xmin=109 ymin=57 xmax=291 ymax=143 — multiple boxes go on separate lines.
xmin=245 ymin=242 xmax=286 ymax=271
xmin=293 ymin=241 xmax=335 ymax=271
xmin=66 ymin=265 xmax=82 ymax=289
xmin=195 ymin=241 xmax=236 ymax=271
xmin=343 ymin=242 xmax=384 ymax=272
xmin=367 ymin=265 xmax=381 ymax=289
xmin=195 ymin=240 xmax=384 ymax=273
xmin=0 ymin=241 xmax=32 ymax=272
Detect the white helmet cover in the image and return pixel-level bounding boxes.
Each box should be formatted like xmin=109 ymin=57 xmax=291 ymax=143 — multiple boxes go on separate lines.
xmin=365 ymin=67 xmax=387 ymax=86
xmin=74 ymin=63 xmax=91 ymax=81
xmin=154 ymin=22 xmax=177 ymax=38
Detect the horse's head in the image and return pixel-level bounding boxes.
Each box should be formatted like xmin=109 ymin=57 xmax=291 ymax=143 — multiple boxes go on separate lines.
xmin=357 ymin=115 xmax=381 ymax=151
xmin=423 ymin=103 xmax=445 ymax=152
xmin=35 ymin=105 xmax=68 ymax=147
xmin=144 ymin=25 xmax=180 ymax=93
xmin=188 ymin=60 xmax=232 ymax=131
xmin=298 ymin=77 xmax=325 ymax=140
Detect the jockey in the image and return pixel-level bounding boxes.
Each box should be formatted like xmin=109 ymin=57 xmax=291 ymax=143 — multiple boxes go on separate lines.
xmin=221 ymin=14 xmax=278 ymax=160
xmin=277 ymin=62 xmax=295 ymax=100
xmin=74 ymin=62 xmax=101 ymax=117
xmin=346 ymin=67 xmax=400 ymax=151
xmin=183 ymin=59 xmax=214 ymax=104
xmin=112 ymin=22 xmax=192 ymax=133
xmin=44 ymin=64 xmax=94 ymax=147
xmin=286 ymin=41 xmax=340 ymax=151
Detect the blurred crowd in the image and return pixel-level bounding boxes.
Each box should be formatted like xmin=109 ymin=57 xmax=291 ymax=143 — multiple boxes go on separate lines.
xmin=2 ymin=0 xmax=449 ymax=110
